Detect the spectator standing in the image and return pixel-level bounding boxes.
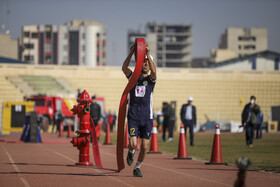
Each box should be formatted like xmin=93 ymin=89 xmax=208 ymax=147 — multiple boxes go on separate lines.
xmin=90 ymin=96 xmax=101 ymax=140
xmin=53 ymin=110 xmax=64 ymax=134
xmin=162 ymin=102 xmax=171 ymax=142
xmin=241 ymin=96 xmax=260 ymax=147
xmin=180 ymin=97 xmax=196 ymax=146
xmin=167 ymin=102 xmax=176 ymax=142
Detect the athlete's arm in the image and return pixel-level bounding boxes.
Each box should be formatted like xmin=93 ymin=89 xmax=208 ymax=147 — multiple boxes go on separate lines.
xmin=146 ymin=44 xmax=156 ymax=81
xmin=122 ymin=44 xmax=134 ymax=77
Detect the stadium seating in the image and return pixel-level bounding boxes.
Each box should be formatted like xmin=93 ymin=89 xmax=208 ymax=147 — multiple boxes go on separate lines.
xmin=0 ymin=64 xmax=279 ymax=132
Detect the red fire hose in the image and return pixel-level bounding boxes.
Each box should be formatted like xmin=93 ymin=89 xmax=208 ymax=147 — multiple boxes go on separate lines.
xmin=116 ymin=38 xmax=146 ymax=172
xmin=90 ymin=117 xmax=103 ymax=168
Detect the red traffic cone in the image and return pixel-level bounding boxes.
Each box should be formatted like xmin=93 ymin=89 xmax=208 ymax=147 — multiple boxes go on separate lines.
xmin=174 ymin=124 xmax=192 ymax=160
xmin=124 ymin=123 xmax=129 ymax=148
xmin=148 ymin=122 xmax=161 ymax=154
xmin=205 ymin=122 xmax=227 ymax=165
xmin=136 ymin=136 xmax=141 ymax=151
xmin=58 ymin=122 xmax=63 ymax=137
xmin=67 ymin=123 xmax=72 ymax=138
xmin=103 ymin=122 xmax=112 ymax=145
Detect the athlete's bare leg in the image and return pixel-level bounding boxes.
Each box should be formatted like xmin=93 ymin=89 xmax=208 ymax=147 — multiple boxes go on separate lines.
xmin=129 ymin=136 xmax=137 ymax=151
xmin=138 ymin=138 xmax=150 ymax=162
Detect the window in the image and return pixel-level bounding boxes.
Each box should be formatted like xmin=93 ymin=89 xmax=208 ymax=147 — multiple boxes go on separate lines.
xmin=24 ymin=32 xmax=30 ymax=37
xmin=31 ymin=33 xmax=38 ymax=38
xmin=238 ymin=36 xmax=256 ymax=41
xmin=46 ymin=32 xmax=51 ymax=39
xmin=244 ymin=45 xmax=256 ymax=50
xmin=27 ymin=99 xmax=45 ymax=106
xmin=275 ymin=58 xmax=279 ymax=70
xmin=24 ymin=55 xmax=34 ymax=61
xmin=82 ymin=45 xmax=86 ymax=51
xmin=252 ymin=58 xmax=256 ymax=70
xmin=24 ymin=43 xmax=34 ymax=49
xmin=64 ymin=33 xmax=68 ymax=39
xmin=47 ymin=100 xmax=52 ymax=107
xmin=63 ymin=45 xmax=68 ymax=51
xmin=83 ymin=33 xmax=86 ymax=39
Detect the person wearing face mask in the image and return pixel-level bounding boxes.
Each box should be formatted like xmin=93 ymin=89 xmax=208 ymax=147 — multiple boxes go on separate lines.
xmin=241 ymin=96 xmax=260 ymax=147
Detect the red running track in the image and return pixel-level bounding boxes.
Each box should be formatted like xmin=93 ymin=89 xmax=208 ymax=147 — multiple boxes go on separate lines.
xmin=0 ymin=133 xmax=279 ymax=187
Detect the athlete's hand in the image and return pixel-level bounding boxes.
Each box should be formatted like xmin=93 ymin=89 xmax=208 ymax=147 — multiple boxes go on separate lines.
xmin=146 ymin=44 xmax=150 ymax=54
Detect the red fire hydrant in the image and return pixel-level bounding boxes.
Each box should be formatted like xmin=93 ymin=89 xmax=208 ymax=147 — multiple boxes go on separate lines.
xmin=71 ymin=90 xmax=93 ymax=166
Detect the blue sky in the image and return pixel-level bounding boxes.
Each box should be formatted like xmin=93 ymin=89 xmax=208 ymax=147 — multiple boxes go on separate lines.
xmin=1 ymin=0 xmax=279 ymax=66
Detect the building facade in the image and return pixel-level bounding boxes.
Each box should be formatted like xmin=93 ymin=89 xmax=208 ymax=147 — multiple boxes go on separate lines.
xmin=128 ymin=23 xmax=192 ymax=67
xmin=0 ymin=34 xmax=18 ymax=59
xmin=19 ymin=20 xmax=107 ymax=66
xmin=218 ymin=27 xmax=267 ymax=58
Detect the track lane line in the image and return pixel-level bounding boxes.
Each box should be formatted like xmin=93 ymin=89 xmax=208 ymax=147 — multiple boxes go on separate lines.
xmin=100 ymin=151 xmax=231 ymax=187
xmin=41 ymin=145 xmax=133 ymax=187
xmin=1 ymin=144 xmax=31 ymax=187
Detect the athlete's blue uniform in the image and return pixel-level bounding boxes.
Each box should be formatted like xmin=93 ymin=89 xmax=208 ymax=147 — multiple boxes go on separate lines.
xmin=127 ymin=72 xmax=156 ymax=139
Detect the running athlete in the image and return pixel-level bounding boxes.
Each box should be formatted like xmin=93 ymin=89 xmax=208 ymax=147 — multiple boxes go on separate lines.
xmin=122 ymin=42 xmax=156 ymax=177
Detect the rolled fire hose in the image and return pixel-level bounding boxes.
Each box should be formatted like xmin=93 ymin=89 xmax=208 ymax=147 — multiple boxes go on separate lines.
xmin=90 ymin=117 xmax=103 ymax=168
xmin=116 ymin=38 xmax=146 ymax=172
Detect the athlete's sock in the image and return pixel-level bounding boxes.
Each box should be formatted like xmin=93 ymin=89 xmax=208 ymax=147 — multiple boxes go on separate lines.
xmin=129 ymin=149 xmax=135 ymax=154
xmin=134 ymin=161 xmax=142 ymax=170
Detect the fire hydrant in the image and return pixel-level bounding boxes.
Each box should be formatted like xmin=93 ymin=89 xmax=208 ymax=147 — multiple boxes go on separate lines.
xmin=71 ymin=90 xmax=93 ymax=166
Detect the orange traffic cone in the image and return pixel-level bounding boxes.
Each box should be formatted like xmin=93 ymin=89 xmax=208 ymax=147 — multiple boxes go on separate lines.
xmin=205 ymin=122 xmax=227 ymax=165
xmin=58 ymin=122 xmax=63 ymax=137
xmin=136 ymin=137 xmax=141 ymax=151
xmin=148 ymin=122 xmax=161 ymax=154
xmin=67 ymin=123 xmax=72 ymax=138
xmin=103 ymin=122 xmax=112 ymax=145
xmin=174 ymin=124 xmax=191 ymax=160
xmin=124 ymin=123 xmax=129 ymax=148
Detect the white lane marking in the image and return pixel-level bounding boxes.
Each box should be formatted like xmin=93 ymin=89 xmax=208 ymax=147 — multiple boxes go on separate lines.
xmin=100 ymin=151 xmax=231 ymax=187
xmin=51 ymin=150 xmax=133 ymax=187
xmin=1 ymin=144 xmax=31 ymax=187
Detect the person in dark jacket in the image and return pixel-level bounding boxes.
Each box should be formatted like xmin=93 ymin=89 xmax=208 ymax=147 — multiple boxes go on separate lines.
xmin=168 ymin=102 xmax=176 ymax=142
xmin=161 ymin=102 xmax=171 ymax=142
xmin=53 ymin=110 xmax=64 ymax=134
xmin=241 ymin=96 xmax=260 ymax=147
xmin=90 ymin=96 xmax=101 ymax=126
xmin=180 ymin=97 xmax=196 ymax=146
xmin=90 ymin=96 xmax=101 ymax=140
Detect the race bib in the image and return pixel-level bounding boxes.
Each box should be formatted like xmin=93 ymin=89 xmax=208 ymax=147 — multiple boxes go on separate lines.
xmin=135 ymin=86 xmax=146 ymax=97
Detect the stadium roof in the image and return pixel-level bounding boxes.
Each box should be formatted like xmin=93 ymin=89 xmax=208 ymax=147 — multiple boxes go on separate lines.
xmin=209 ymin=50 xmax=280 ymax=68
xmin=0 ymin=56 xmax=28 ymax=64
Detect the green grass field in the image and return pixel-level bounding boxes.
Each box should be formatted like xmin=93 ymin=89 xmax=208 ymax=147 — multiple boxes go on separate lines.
xmin=100 ymin=132 xmax=280 ymax=173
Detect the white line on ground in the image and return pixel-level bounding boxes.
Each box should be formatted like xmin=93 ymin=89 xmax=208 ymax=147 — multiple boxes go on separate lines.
xmin=1 ymin=144 xmax=31 ymax=187
xmin=47 ymin=148 xmax=133 ymax=187
xmin=100 ymin=151 xmax=231 ymax=187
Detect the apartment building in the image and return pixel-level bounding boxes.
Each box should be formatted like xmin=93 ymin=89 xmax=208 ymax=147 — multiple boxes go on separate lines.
xmin=128 ymin=23 xmax=192 ymax=67
xmin=218 ymin=27 xmax=267 ymax=58
xmin=19 ymin=20 xmax=107 ymax=66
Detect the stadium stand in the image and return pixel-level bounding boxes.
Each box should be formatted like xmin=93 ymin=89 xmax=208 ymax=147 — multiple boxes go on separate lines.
xmin=0 ymin=63 xmax=279 ymax=130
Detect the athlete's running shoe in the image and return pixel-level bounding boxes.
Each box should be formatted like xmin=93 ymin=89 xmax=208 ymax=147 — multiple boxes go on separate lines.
xmin=126 ymin=151 xmax=134 ymax=166
xmin=133 ymin=168 xmax=143 ymax=177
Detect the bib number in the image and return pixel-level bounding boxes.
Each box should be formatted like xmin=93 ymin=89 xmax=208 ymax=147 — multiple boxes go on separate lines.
xmin=135 ymin=86 xmax=146 ymax=97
